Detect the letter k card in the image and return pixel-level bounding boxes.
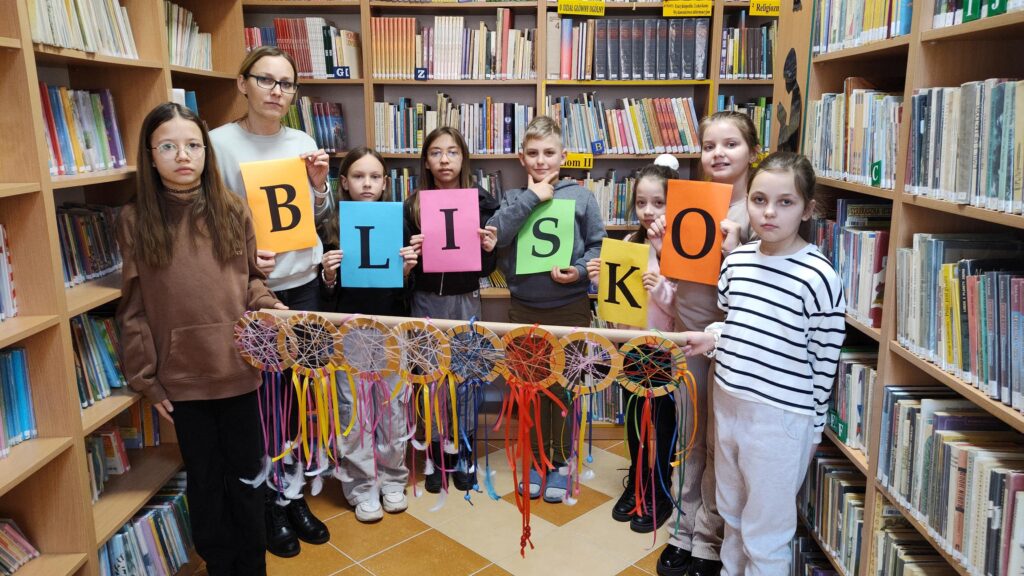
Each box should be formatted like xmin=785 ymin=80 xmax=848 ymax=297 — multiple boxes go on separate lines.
xmin=597 ymin=238 xmax=648 ymax=328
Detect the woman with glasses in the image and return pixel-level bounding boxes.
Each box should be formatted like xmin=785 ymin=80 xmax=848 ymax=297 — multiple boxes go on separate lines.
xmin=403 ymin=127 xmax=499 ymax=495
xmin=209 ymin=46 xmax=332 ymax=559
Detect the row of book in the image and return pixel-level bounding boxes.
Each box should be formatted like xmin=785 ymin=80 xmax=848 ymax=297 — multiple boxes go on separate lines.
xmin=57 ymin=204 xmax=122 ymax=288
xmin=169 ymin=87 xmax=199 ymax=116
xmin=546 ymin=93 xmax=702 ymax=155
xmin=72 ymin=313 xmax=126 ymax=408
xmin=244 ymin=19 xmax=363 ymax=80
xmin=932 ymin=0 xmax=1023 ymax=29
xmin=789 ymin=535 xmax=839 ymax=575
xmin=805 ymin=77 xmax=903 ymax=190
xmin=719 ymin=13 xmax=776 ymax=80
xmin=798 ymin=447 xmax=866 ymax=576
xmin=876 ymin=386 xmax=1024 ymax=575
xmin=40 ymin=83 xmax=127 ymax=177
xmin=373 ymin=164 xmax=506 ymax=204
xmin=0 ymin=348 xmax=37 ymax=460
xmin=0 ymin=225 xmax=16 ymax=322
xmin=547 ymin=17 xmax=711 ymax=82
xmin=99 ymin=474 xmax=193 ymax=576
xmin=85 ymin=426 xmax=131 ymax=502
xmin=906 ymin=79 xmax=1023 ymax=214
xmin=370 ymin=13 xmax=536 ymax=80
xmin=874 ymin=510 xmax=960 ymax=575
xmin=827 ymin=348 xmax=877 ymax=457
xmin=895 ymin=233 xmax=1024 ymax=411
xmin=165 ymin=2 xmax=210 ymax=71
xmin=0 ymin=519 xmax=40 ymax=576
xmin=717 ymin=95 xmax=772 ymax=153
xmin=283 ymin=97 xmax=348 ymax=154
xmin=30 ymin=0 xmax=139 ymax=59
xmin=574 ymin=171 xmax=639 ymax=226
xmin=810 ymin=0 xmax=913 ymax=56
xmin=372 ymin=96 xmax=534 ymax=154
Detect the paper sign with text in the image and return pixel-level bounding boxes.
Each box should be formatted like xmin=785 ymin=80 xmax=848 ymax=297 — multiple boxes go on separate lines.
xmin=420 ymin=188 xmax=481 ymax=273
xmin=660 ymin=180 xmax=731 ymax=285
xmin=750 ymin=0 xmax=780 ymax=16
xmin=339 ymin=201 xmax=404 ymax=288
xmin=240 ymin=157 xmax=318 ymax=253
xmin=515 ymin=199 xmax=576 ymax=274
xmin=597 ymin=238 xmax=649 ymax=328
xmin=558 ymin=0 xmax=605 ymax=16
xmin=663 ymin=0 xmax=713 ymax=17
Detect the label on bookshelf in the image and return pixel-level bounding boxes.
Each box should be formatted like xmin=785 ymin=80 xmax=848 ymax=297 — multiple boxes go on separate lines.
xmin=562 ymin=152 xmax=594 ymax=169
xmin=870 ymin=161 xmax=882 ymax=187
xmin=590 ymin=140 xmax=606 ymax=155
xmin=662 ymin=0 xmax=713 ymax=18
xmin=557 ymin=0 xmax=606 ymax=16
xmin=414 ymin=67 xmax=428 ymax=81
xmin=749 ymin=0 xmax=781 ymax=16
xmin=333 ymin=66 xmax=352 ymax=80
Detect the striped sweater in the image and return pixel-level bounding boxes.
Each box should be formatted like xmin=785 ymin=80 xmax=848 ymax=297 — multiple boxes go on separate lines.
xmin=714 ymin=241 xmax=846 ymax=441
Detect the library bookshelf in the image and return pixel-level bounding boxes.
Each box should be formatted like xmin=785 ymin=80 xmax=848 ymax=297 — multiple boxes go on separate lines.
xmin=780 ymin=0 xmax=1024 ymax=572
xmin=1 ymin=0 xmax=778 ymax=573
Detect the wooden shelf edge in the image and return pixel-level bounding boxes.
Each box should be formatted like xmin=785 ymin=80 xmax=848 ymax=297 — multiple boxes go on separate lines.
xmin=717 ymin=78 xmax=775 ymax=85
xmin=245 ymin=0 xmax=360 ymax=5
xmin=823 ymin=426 xmax=870 ymax=477
xmin=382 ymin=152 xmax=519 ymax=159
xmin=0 ymin=36 xmax=21 ymax=50
xmin=479 ymin=287 xmax=510 ymax=298
xmin=0 ymin=437 xmax=74 ymax=498
xmin=845 ymin=313 xmax=881 ymax=342
xmin=0 ymin=315 xmax=61 ymax=350
xmin=811 ymin=35 xmax=911 ymax=64
xmin=920 ymin=11 xmax=1024 ymax=42
xmin=16 ymin=553 xmax=89 ymax=576
xmin=49 ymin=167 xmax=136 ymax=190
xmin=93 ymin=445 xmax=183 ymax=546
xmin=0 ymin=182 xmax=41 ymax=198
xmin=545 ymin=79 xmax=713 ymax=86
xmin=372 ymin=78 xmax=536 ymax=85
xmin=65 ymin=271 xmax=123 ymax=317
xmin=816 ymin=176 xmax=895 ymax=200
xmin=370 ymin=1 xmax=538 ymax=7
xmin=302 ymin=78 xmax=365 ymax=85
xmin=81 ymin=390 xmax=141 ymax=436
xmin=900 ymin=193 xmax=1024 ymax=230
xmin=888 ymin=341 xmax=1024 ymax=434
xmin=797 ymin=509 xmax=850 ymax=576
xmin=33 ymin=45 xmax=161 ymax=69
xmin=874 ymin=483 xmax=972 ymax=576
xmin=169 ymin=65 xmax=236 ymax=80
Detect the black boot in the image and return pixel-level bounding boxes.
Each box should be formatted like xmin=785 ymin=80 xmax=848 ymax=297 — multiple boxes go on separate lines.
xmin=655 ymin=544 xmax=692 ymax=576
xmin=612 ymin=479 xmax=637 ymax=522
xmin=285 ymin=496 xmax=330 ymax=544
xmin=265 ymin=497 xmax=300 ymax=558
xmin=687 ymin=557 xmax=723 ymax=576
xmin=452 ymin=435 xmax=476 ymax=491
xmin=424 ymin=441 xmax=443 ymax=494
xmin=629 ymin=497 xmax=672 ymax=533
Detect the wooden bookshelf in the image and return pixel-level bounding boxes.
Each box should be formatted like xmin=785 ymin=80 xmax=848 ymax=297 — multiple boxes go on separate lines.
xmin=545 ymin=79 xmax=714 ymax=86
xmin=844 ymin=313 xmax=880 ymax=343
xmin=823 ymin=426 xmax=868 ymax=477
xmin=65 ymin=273 xmax=123 ymax=318
xmin=811 ymin=35 xmax=911 ymax=64
xmin=81 ymin=390 xmax=141 ymax=437
xmin=168 ymin=64 xmax=237 ymax=80
xmin=0 ymin=35 xmax=19 ymax=49
xmin=0 ymin=315 xmax=60 ymax=350
xmin=816 ymin=177 xmax=895 ymax=200
xmin=0 ymin=182 xmax=39 ymax=198
xmin=32 ymin=45 xmax=163 ymax=70
xmin=0 ymin=437 xmax=73 ymax=497
xmin=899 ymin=193 xmax=1024 ymax=231
xmin=919 ymin=10 xmax=1024 ymax=42
xmin=874 ymin=483 xmax=971 ymax=576
xmin=17 ymin=553 xmax=89 ymax=576
xmin=49 ymin=167 xmax=137 ymax=190
xmin=92 ymin=445 xmax=184 ymax=546
xmin=244 ymin=0 xmax=363 ymax=11
xmin=370 ymin=0 xmax=538 ymax=9
xmin=717 ymin=79 xmax=775 ymax=86
xmin=797 ymin=509 xmax=850 ymax=576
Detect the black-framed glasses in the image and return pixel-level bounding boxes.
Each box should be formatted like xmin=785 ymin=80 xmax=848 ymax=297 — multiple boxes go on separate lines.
xmin=245 ymin=73 xmax=298 ymax=94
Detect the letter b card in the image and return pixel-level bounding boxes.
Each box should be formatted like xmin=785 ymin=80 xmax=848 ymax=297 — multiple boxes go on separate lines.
xmin=241 ymin=157 xmax=318 ymax=253
xmin=419 ymin=188 xmax=480 ymax=273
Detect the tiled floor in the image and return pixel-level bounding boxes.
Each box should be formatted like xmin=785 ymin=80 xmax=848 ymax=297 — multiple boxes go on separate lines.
xmin=200 ymin=439 xmax=674 ymax=576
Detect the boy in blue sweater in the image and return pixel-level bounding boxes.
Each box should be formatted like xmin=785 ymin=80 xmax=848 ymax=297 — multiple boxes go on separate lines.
xmin=487 ymin=115 xmax=606 ymax=503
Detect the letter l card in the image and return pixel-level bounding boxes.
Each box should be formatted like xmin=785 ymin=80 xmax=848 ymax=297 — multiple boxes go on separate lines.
xmin=339 ymin=201 xmax=404 ymax=288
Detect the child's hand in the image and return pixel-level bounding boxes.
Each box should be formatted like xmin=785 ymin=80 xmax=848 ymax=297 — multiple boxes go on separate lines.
xmin=410 ymin=234 xmax=424 ymax=254
xmin=479 ymin=226 xmax=497 ymax=252
xmin=681 ymin=332 xmax=716 ymax=357
xmin=303 ymin=149 xmax=330 ymax=193
xmin=550 ymin=266 xmax=580 ymax=284
xmin=152 ymin=399 xmax=175 ymax=424
xmin=321 ymin=249 xmax=343 ymax=284
xmin=272 ymin=302 xmax=289 ymax=310
xmin=256 ymin=249 xmax=277 ymax=275
xmin=647 ymin=214 xmax=666 ymax=255
xmin=527 ymin=172 xmax=558 ymax=203
xmin=720 ymin=218 xmax=741 ymax=254
xmin=400 ymin=245 xmax=419 ymax=276
xmin=642 ymin=270 xmax=661 ymax=292
xmin=585 ymin=258 xmax=601 ymax=284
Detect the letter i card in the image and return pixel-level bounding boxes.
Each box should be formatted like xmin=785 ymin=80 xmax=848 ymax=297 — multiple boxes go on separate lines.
xmin=597 ymin=238 xmax=648 ymax=328
xmin=339 ymin=201 xmax=404 ymax=288
xmin=240 ymin=157 xmax=318 ymax=252
xmin=420 ymin=188 xmax=481 ymax=273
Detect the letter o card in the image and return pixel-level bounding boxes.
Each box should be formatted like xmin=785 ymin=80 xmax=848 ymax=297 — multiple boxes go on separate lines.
xmin=339 ymin=201 xmax=404 ymax=288
xmin=420 ymin=188 xmax=480 ymax=273
xmin=240 ymin=157 xmax=318 ymax=253
xmin=660 ymin=180 xmax=731 ymax=285
xmin=515 ymin=198 xmax=576 ymax=275
xmin=597 ymin=238 xmax=648 ymax=328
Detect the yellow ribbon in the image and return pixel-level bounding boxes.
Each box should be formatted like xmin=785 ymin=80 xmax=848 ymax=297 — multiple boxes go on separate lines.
xmin=342 ymin=368 xmax=358 ymax=437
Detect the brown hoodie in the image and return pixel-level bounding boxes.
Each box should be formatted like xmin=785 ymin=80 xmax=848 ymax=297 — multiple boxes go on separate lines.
xmin=115 ymin=191 xmax=280 ymax=403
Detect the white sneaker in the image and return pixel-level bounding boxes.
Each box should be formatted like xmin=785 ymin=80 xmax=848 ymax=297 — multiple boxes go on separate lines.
xmin=355 ymin=499 xmax=383 ymax=523
xmin=382 ymin=491 xmax=408 ymax=513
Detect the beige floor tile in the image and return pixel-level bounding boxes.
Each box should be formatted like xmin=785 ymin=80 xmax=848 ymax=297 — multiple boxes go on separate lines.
xmin=633 ymin=544 xmax=669 ymax=575
xmin=267 ymin=542 xmax=353 ymax=576
xmin=603 ymin=440 xmax=630 ymax=460
xmin=561 ymin=500 xmax=671 ymax=564
xmin=361 ymin=529 xmax=491 ymax=576
xmin=617 ymin=566 xmax=655 ymax=576
xmin=306 ymin=480 xmax=354 ymax=521
xmin=581 ymin=449 xmax=632 ymax=498
xmin=431 ymin=490 xmax=559 ymax=563
xmin=491 ymin=519 xmax=638 ymax=576
xmin=327 ymin=509 xmax=430 ymax=561
xmin=502 ymin=482 xmax=611 ymax=527
xmin=471 ymin=564 xmax=514 ymax=576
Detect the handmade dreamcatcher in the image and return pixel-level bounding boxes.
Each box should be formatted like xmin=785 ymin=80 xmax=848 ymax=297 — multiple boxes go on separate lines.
xmin=445 ymin=321 xmax=506 ymax=501
xmin=616 ymin=334 xmax=697 ymax=543
xmin=558 ymin=331 xmax=623 ymax=504
xmin=497 ymin=325 xmax=566 ymax=557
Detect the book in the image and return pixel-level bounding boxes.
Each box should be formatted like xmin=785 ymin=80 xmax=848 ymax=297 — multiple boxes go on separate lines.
xmin=374 ymin=95 xmax=533 ymax=155
xmin=0 ymin=347 xmax=38 ymax=459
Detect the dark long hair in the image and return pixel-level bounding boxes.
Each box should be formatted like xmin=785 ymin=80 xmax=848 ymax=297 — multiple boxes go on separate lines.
xmin=628 ymin=163 xmax=678 ymax=244
xmin=131 ymin=102 xmax=245 ymax=267
xmin=407 ymin=126 xmax=474 ymax=226
xmin=318 ymin=147 xmax=389 ymax=250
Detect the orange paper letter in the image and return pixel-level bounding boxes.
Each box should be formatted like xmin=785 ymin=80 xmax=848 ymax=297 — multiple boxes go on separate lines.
xmin=659 ymin=180 xmax=732 ymax=286
xmin=240 ymin=157 xmax=318 ymax=253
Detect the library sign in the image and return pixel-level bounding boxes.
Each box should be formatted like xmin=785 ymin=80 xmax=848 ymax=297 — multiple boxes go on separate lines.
xmin=558 ymin=0 xmax=605 ymax=16
xmin=750 ymin=0 xmax=781 ymax=15
xmin=561 ymin=152 xmax=594 ymax=170
xmin=662 ymin=0 xmax=713 ymax=18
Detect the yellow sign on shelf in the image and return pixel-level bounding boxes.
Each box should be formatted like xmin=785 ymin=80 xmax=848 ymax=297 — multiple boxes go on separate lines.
xmin=558 ymin=0 xmax=605 ymax=16
xmin=562 ymin=152 xmax=595 ymax=170
xmin=750 ymin=0 xmax=781 ymax=16
xmin=662 ymin=0 xmax=713 ymax=17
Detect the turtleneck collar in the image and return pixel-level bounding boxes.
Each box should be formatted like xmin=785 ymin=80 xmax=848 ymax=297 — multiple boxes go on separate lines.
xmin=162 ymin=183 xmax=202 ymax=205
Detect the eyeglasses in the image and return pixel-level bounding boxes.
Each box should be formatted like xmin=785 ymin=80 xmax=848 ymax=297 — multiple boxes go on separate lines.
xmin=152 ymin=142 xmax=206 ymax=159
xmin=245 ymin=73 xmax=298 ymax=94
xmin=428 ymin=149 xmax=462 ymax=160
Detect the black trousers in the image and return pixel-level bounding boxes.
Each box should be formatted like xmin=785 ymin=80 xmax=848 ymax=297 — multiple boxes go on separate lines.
xmin=173 ymin=390 xmax=266 ymax=576
xmin=625 ymin=392 xmax=677 ymax=500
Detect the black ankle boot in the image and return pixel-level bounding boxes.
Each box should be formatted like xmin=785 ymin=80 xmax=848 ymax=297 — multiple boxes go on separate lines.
xmin=452 ymin=435 xmax=476 ymax=491
xmin=286 ymin=496 xmax=330 ymax=544
xmin=265 ymin=499 xmax=300 ymax=558
xmin=424 ymin=441 xmax=443 ymax=494
xmin=686 ymin=557 xmax=723 ymax=576
xmin=612 ymin=480 xmax=637 ymax=522
xmin=656 ymin=544 xmax=692 ymax=576
xmin=629 ymin=498 xmax=672 ymax=533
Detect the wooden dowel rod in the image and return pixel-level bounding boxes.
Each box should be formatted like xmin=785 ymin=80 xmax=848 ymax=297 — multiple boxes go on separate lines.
xmin=263 ymin=309 xmax=694 ymax=346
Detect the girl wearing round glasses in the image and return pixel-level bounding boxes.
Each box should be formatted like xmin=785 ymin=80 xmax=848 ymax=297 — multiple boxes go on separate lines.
xmin=209 ymin=46 xmax=333 ymax=559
